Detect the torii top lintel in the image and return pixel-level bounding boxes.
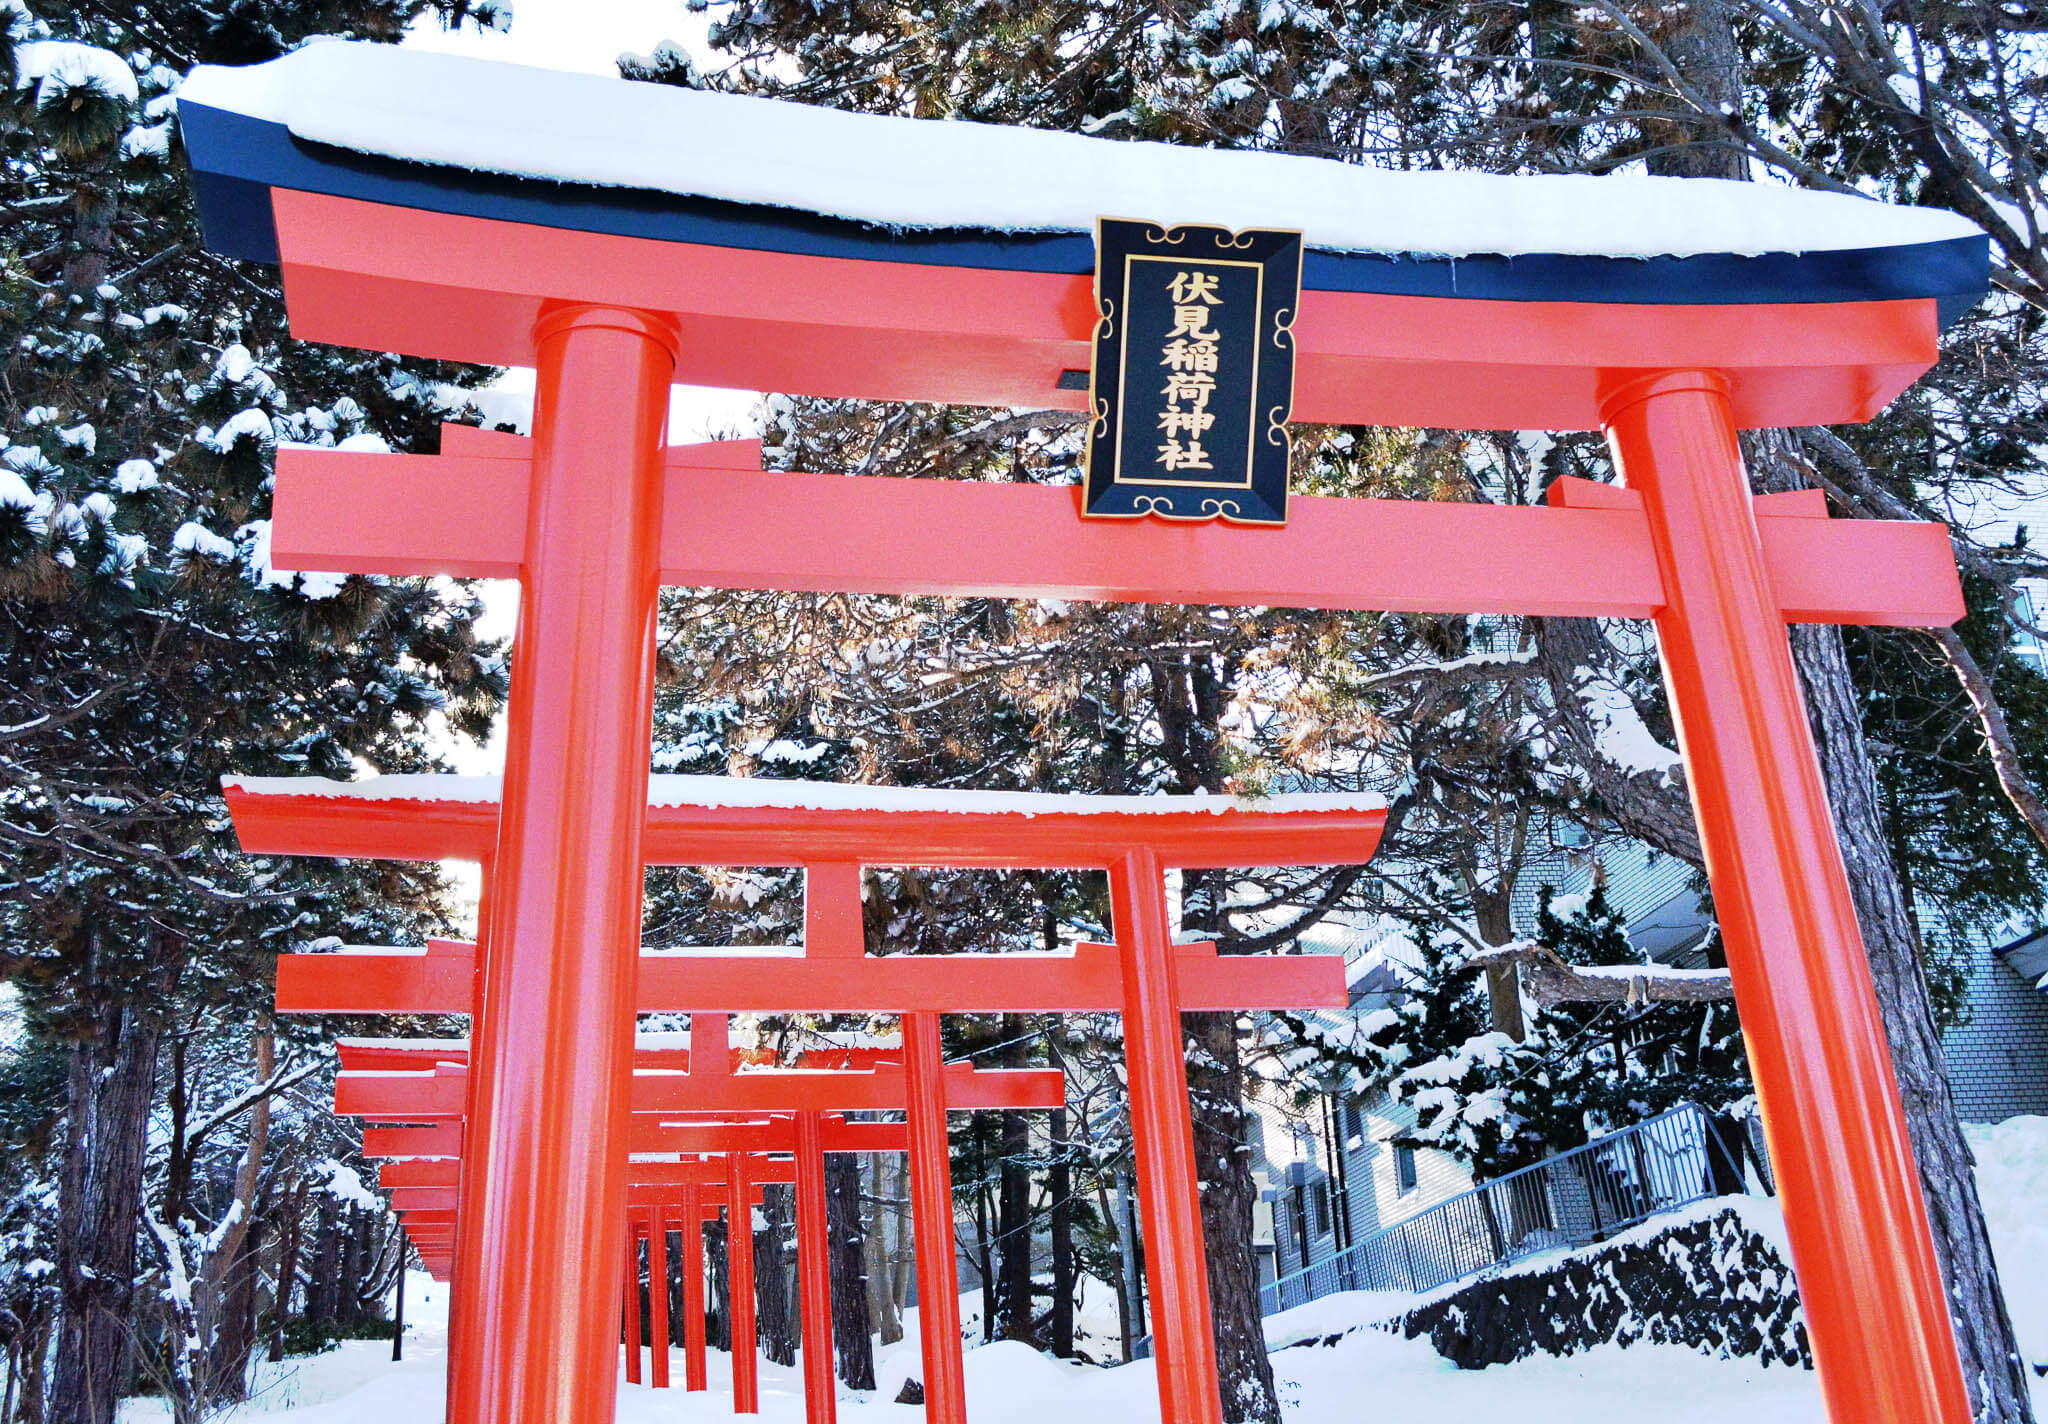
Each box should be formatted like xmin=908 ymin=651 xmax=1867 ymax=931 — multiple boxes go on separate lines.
xmin=221 ymin=771 xmax=1387 ymax=870
xmin=177 ymin=43 xmax=1988 ymax=432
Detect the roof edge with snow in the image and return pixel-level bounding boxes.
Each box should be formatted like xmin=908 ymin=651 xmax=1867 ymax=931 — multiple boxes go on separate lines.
xmin=221 ymin=772 xmax=1388 ymax=819
xmin=177 ymin=41 xmax=1988 ymax=319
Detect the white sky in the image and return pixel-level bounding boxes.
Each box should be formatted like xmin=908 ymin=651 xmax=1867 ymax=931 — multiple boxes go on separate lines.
xmin=403 ymin=0 xmax=697 ymax=75
xmin=397 ymin=3 xmax=768 ymax=920
xmin=400 ymin=0 xmax=762 ymax=794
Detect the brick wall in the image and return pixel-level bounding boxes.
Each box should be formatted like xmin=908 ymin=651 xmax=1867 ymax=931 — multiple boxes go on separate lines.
xmin=1942 ymin=932 xmax=2048 ymax=1123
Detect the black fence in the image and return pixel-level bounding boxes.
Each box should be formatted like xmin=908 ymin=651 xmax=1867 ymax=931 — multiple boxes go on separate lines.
xmin=1257 ymin=1101 xmax=1773 ymax=1316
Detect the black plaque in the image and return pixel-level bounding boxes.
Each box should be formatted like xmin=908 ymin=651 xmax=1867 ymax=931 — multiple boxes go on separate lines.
xmin=1083 ymin=219 xmax=1303 ymax=525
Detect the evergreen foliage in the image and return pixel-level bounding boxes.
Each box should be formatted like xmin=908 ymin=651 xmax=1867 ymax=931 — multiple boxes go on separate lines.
xmin=0 ymin=2 xmax=502 ymax=1416
xmin=1278 ymin=887 xmax=1751 ymax=1181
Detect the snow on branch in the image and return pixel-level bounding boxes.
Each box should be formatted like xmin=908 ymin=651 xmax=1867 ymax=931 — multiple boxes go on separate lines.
xmin=1462 ymin=941 xmax=1733 ymax=1007
xmin=181 ymin=1054 xmax=322 ymax=1154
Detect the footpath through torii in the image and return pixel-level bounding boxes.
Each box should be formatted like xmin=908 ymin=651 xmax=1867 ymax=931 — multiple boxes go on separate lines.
xmin=227 ymin=770 xmax=1380 ymax=1424
xmin=179 ymin=38 xmax=1990 ymax=1424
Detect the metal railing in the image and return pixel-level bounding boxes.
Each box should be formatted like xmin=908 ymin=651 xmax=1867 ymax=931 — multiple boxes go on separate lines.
xmin=1257 ymin=1100 xmax=1771 ymax=1316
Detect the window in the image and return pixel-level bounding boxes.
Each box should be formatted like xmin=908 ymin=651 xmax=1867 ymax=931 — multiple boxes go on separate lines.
xmin=1287 ymin=1188 xmax=1310 ymax=1261
xmin=1341 ymin=1100 xmax=1364 ymax=1149
xmin=1311 ymin=1180 xmax=1332 ymax=1236
xmin=1394 ymin=1144 xmax=1419 ymax=1195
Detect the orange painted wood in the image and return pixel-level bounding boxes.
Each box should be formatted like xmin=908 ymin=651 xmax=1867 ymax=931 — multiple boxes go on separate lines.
xmin=623 ymin=1226 xmax=644 ymax=1386
xmin=381 ymin=1158 xmax=782 ymax=1191
xmin=903 ymin=1013 xmax=966 ymax=1424
xmin=279 ymin=940 xmax=1345 ymax=1014
xmin=726 ymin=1153 xmax=760 ymax=1414
xmin=803 ymin=863 xmax=866 ymax=959
xmin=364 ymin=1122 xmax=462 ymax=1159
xmin=632 ymin=1119 xmax=909 ymax=1154
xmin=792 ymin=1111 xmax=835 ymax=1424
xmin=679 ymin=1192 xmax=708 ymax=1393
xmin=435 ymin=305 xmax=678 ymax=1424
xmin=271 ymin=191 xmax=1941 ymax=431
xmin=366 ymin=1114 xmax=906 ymax=1158
xmin=229 ymin=786 xmax=1387 ymax=872
xmin=1113 ymin=849 xmax=1223 ymax=1424
xmin=337 ymin=1063 xmax=1060 ymax=1117
xmin=1605 ymin=371 xmax=1969 ymax=1424
xmin=648 ymin=1206 xmax=673 ymax=1390
xmin=272 ymin=443 xmax=1963 ymax=628
xmin=334 ymin=1035 xmax=894 ymax=1074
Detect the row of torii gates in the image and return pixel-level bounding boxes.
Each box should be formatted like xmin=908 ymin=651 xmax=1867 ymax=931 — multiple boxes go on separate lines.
xmin=185 ymin=43 xmax=1989 ymax=1424
xmin=230 ymin=771 xmax=1375 ymax=1424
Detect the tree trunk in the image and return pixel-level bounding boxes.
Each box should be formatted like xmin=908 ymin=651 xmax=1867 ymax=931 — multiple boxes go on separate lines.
xmin=306 ymin=1198 xmax=340 ymax=1327
xmin=1467 ymin=846 xmax=1528 ymax=1040
xmin=971 ymin=1123 xmax=995 ymax=1342
xmin=1761 ymin=438 xmax=2038 ymax=1423
xmin=206 ymin=1212 xmax=264 ymax=1403
xmin=48 ymin=942 xmax=165 ymax=1424
xmin=1180 ymin=864 xmax=1281 ymax=1424
xmin=339 ymin=1210 xmax=374 ymax=1326
xmin=888 ymin=1153 xmax=914 ymax=1332
xmin=756 ymin=1185 xmax=796 ymax=1367
xmin=199 ymin=1025 xmax=274 ymax=1403
xmin=16 ymin=1294 xmax=53 ymax=1424
xmin=863 ymin=1155 xmax=902 ymax=1346
xmin=267 ymin=1183 xmax=304 ymax=1363
xmin=706 ymin=1219 xmax=731 ymax=1352
xmin=1108 ymin=1168 xmax=1141 ymax=1365
xmin=994 ymin=1021 xmax=1035 ymax=1344
xmin=1184 ymin=1006 xmax=1280 ymax=1424
xmin=826 ymin=1151 xmax=875 ymax=1389
xmin=1048 ymin=1108 xmax=1075 ymax=1359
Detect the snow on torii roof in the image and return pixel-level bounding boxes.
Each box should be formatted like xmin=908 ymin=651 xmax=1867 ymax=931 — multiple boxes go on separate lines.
xmin=179 ymin=40 xmax=1986 ymax=318
xmin=221 ymin=773 xmax=1388 ymax=871
xmin=221 ymin=772 xmax=1387 ymax=818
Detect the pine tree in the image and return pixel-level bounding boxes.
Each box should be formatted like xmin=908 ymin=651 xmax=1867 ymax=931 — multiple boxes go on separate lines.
xmin=1276 ymin=886 xmax=1752 ymax=1182
xmin=0 ymin=4 xmax=504 ymax=1418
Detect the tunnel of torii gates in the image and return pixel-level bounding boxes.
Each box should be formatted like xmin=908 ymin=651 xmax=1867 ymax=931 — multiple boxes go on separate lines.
xmin=328 ymin=1020 xmax=1067 ymax=1417
xmin=180 ymin=39 xmax=1990 ymax=1424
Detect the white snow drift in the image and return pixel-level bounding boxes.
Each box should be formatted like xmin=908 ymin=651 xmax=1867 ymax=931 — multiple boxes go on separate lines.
xmin=180 ymin=41 xmax=1981 ymax=261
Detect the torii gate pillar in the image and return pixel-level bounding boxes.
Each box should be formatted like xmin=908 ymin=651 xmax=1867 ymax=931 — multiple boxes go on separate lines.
xmin=727 ymin=1153 xmax=761 ymax=1414
xmin=1113 ymin=849 xmax=1224 ymax=1424
xmin=649 ymin=1208 xmax=672 ymax=1389
xmin=448 ymin=303 xmax=678 ymax=1424
xmin=682 ymin=1186 xmax=709 ymax=1391
xmin=903 ymin=1012 xmax=967 ymax=1424
xmin=624 ymin=1225 xmax=644 ymax=1385
xmin=795 ymin=1111 xmax=837 ymax=1424
xmin=1606 ymin=370 xmax=1970 ymax=1424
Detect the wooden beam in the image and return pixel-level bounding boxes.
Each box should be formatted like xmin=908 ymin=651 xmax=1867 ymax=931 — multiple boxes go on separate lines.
xmin=336 ymin=1062 xmax=1062 ymax=1118
xmin=271 ymin=440 xmax=1964 ymax=629
xmin=280 ymin=940 xmax=1346 ymax=1014
xmin=227 ymin=780 xmax=1386 ymax=872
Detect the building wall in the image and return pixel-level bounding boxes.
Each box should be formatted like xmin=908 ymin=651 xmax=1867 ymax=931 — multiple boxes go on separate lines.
xmin=1251 ymin=1084 xmax=1472 ymax=1287
xmin=1941 ymin=933 xmax=2048 ymax=1122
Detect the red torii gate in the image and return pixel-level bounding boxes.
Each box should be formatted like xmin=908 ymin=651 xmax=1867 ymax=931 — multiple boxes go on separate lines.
xmin=233 ymin=779 xmax=1375 ymax=1424
xmin=334 ymin=1017 xmax=1070 ymax=1422
xmin=179 ymin=38 xmax=1990 ymax=1424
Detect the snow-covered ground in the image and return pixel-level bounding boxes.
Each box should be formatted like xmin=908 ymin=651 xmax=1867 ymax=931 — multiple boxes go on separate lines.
xmin=120 ymin=1303 xmax=1827 ymax=1424
xmin=1966 ymin=1114 xmax=2048 ymax=1382
xmin=120 ymin=1117 xmax=2048 ymax=1423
